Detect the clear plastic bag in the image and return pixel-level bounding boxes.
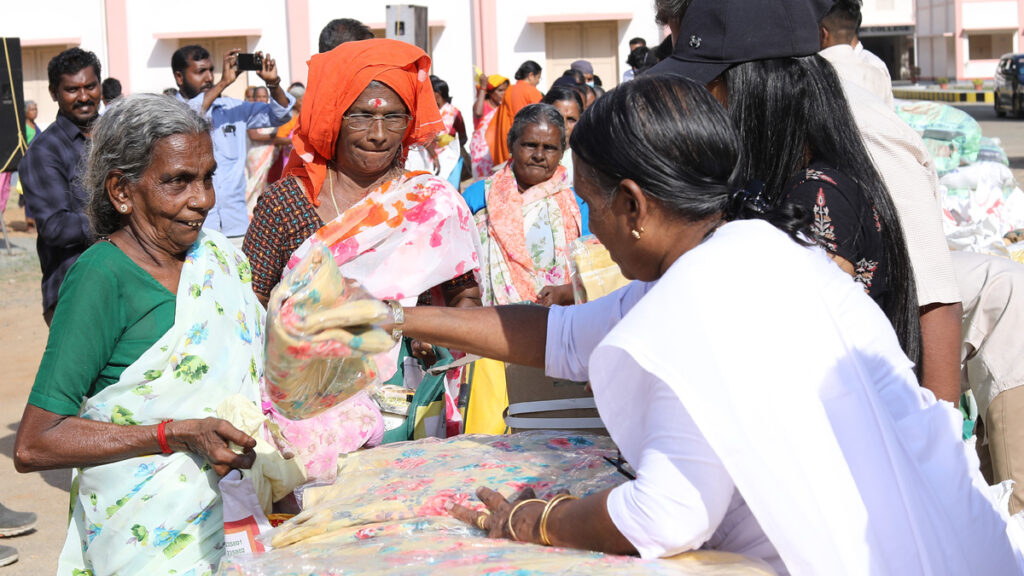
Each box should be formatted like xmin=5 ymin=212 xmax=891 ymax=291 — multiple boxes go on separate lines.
xmin=568 ymin=235 xmax=630 ymax=304
xmin=265 ymin=243 xmax=396 ymax=420
xmin=220 ymin=517 xmax=775 ymax=575
xmin=264 ymin=431 xmax=627 ymax=549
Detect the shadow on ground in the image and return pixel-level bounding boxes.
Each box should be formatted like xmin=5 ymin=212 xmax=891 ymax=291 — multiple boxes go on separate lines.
xmin=0 ymin=431 xmax=71 ymax=493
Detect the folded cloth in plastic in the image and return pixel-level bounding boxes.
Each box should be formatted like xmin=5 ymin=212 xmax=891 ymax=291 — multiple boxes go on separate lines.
xmin=940 ymin=161 xmax=1024 ymax=257
xmin=264 ymin=431 xmax=628 ymax=549
xmin=265 ymin=243 xmax=397 ymax=420
xmin=894 ymin=99 xmax=982 ymax=175
xmin=216 ymin=395 xmax=308 ymax=514
xmin=218 ymin=517 xmax=776 ymax=575
xmin=568 ymin=235 xmax=630 ymax=304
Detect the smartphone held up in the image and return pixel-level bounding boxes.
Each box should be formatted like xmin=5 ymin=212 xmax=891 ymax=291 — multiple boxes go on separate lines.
xmin=236 ymin=53 xmax=263 ymax=71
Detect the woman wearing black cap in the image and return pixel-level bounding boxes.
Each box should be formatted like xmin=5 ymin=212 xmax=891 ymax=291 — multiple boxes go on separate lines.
xmin=388 ymin=75 xmax=1022 ymax=575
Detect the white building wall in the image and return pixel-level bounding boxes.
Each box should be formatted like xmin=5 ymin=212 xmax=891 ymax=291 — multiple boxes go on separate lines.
xmin=862 ymin=0 xmax=916 ymax=26
xmin=961 ymin=1 xmax=1020 ymax=30
xmin=915 ymin=0 xmax=957 ymax=78
xmin=0 ymin=0 xmax=108 ymax=72
xmin=491 ymin=0 xmax=661 ymax=91
xmin=124 ymin=0 xmax=292 ymax=95
xmin=307 ymin=0 xmax=477 ymax=123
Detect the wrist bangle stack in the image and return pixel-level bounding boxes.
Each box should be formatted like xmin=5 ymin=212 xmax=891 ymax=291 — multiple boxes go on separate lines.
xmin=385 ymin=299 xmax=405 ymax=342
xmin=539 ymin=494 xmax=578 ymax=546
xmin=506 ymin=499 xmax=544 ymax=542
xmin=157 ymin=419 xmax=174 ymax=454
xmin=264 ymin=79 xmax=281 ymax=89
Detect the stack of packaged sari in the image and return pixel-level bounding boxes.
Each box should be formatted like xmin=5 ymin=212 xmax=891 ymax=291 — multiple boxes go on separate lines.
xmin=264 ymin=244 xmax=396 ymax=420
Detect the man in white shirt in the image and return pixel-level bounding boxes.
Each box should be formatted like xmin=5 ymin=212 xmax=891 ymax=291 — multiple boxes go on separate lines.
xmin=818 ymin=3 xmax=1024 ymax=513
xmin=819 ymin=0 xmax=893 ymax=107
xmin=819 ymin=0 xmax=892 ymax=97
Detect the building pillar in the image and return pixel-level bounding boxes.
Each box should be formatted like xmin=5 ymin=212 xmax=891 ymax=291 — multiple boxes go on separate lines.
xmin=472 ymin=0 xmax=498 ymax=74
xmin=954 ymin=0 xmax=965 ymax=80
xmin=104 ymin=0 xmax=130 ymax=93
xmin=286 ymin=0 xmax=310 ymax=86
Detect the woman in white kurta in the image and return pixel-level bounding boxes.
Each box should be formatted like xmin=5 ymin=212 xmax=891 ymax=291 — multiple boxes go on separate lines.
xmin=390 ymin=75 xmax=1024 ymax=575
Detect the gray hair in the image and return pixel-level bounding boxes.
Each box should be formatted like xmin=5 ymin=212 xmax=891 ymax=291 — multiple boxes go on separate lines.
xmin=654 ymin=0 xmax=693 ymax=26
xmin=84 ymin=93 xmax=211 ymax=236
xmin=507 ymin=103 xmax=567 ymax=153
xmin=24 ymin=100 xmax=36 ymax=109
xmin=288 ymin=84 xmax=305 ymax=98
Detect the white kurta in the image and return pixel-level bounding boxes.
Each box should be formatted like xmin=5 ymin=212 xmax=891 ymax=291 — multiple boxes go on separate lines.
xmin=546 ymin=220 xmax=1023 ymax=576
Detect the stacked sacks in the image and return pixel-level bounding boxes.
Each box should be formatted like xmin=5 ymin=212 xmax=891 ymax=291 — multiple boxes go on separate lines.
xmin=894 ymin=100 xmax=982 ymax=175
xmin=894 ymin=100 xmax=1024 ymax=260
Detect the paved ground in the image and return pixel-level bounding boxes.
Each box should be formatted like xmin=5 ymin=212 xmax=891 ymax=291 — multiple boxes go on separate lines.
xmin=953 ymin=103 xmax=1024 ymax=184
xmin=0 ymin=102 xmax=1021 ymax=574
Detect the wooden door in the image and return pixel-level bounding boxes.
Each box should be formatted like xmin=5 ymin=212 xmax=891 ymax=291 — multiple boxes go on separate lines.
xmin=545 ymin=22 xmax=619 ymax=89
xmin=22 ymin=45 xmax=67 ymax=129
xmin=178 ymin=36 xmax=250 ymax=101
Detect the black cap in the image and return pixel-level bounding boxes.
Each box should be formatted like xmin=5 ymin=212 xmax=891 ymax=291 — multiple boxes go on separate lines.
xmin=649 ymin=0 xmax=834 ymax=84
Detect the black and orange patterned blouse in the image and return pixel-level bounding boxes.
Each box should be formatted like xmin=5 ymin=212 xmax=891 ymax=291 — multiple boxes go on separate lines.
xmin=783 ymin=163 xmax=889 ymax=309
xmin=242 ymin=176 xmax=476 ymax=304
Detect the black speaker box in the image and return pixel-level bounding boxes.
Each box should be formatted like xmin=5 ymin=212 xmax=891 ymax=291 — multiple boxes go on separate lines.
xmin=0 ymin=38 xmax=25 ymax=173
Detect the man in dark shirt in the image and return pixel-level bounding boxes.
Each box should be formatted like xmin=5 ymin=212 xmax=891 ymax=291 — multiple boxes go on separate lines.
xmin=19 ymin=48 xmax=102 ymax=325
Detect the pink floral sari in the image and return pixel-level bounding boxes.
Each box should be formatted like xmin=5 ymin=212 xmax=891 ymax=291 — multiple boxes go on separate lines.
xmin=266 ymin=171 xmax=481 ymax=483
xmin=470 ymin=104 xmax=498 ymax=179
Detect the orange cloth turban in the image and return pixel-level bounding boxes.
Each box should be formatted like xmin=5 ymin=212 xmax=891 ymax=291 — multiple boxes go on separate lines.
xmin=283 ymin=39 xmax=444 ymax=206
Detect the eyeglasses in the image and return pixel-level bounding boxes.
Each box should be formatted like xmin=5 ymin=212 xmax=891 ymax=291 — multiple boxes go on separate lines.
xmin=343 ymin=113 xmax=412 ymax=133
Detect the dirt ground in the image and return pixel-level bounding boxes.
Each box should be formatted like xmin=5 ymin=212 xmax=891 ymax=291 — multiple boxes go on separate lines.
xmin=0 ymin=195 xmax=64 ymax=574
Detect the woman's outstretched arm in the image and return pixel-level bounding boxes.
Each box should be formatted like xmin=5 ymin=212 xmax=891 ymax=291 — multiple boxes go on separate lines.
xmin=402 ymin=304 xmax=549 ymax=368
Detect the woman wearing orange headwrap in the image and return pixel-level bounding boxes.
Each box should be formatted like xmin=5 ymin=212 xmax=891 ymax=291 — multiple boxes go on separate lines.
xmin=243 ymin=39 xmax=482 ymax=483
xmin=486 ymin=60 xmax=543 ymax=167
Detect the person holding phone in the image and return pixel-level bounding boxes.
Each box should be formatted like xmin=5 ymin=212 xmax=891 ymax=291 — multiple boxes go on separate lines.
xmin=171 ymin=45 xmax=294 ymax=240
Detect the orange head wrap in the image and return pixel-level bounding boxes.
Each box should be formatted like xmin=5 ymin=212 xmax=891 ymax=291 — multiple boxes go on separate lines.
xmin=283 ymin=38 xmax=444 ymax=206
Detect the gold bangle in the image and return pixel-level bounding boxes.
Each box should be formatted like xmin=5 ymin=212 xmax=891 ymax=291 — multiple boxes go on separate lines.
xmin=539 ymin=494 xmax=578 ymax=546
xmin=506 ymin=499 xmax=544 ymax=541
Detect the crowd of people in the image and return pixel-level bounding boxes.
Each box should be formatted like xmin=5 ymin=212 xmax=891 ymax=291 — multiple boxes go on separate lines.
xmin=5 ymin=0 xmax=1024 ymax=574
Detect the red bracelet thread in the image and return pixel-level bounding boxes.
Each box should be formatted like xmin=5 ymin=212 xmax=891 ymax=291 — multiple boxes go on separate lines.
xmin=157 ymin=419 xmax=174 ymax=454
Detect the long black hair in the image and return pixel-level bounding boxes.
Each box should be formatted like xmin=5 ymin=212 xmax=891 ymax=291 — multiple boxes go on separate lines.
xmin=570 ymin=75 xmax=742 ymax=222
xmin=571 ymin=74 xmax=810 ymax=248
xmin=724 ymin=55 xmax=922 ymax=371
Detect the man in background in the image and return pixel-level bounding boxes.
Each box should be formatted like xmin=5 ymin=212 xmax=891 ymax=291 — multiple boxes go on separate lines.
xmin=171 ymin=45 xmax=293 ymax=239
xmin=319 ymin=18 xmax=374 ymax=53
xmin=19 ymin=47 xmax=102 ymax=325
xmin=819 ymin=0 xmax=893 ymax=106
xmin=570 ymin=59 xmax=595 ymax=85
xmin=622 ymin=37 xmax=647 ymax=82
xmin=101 ymin=77 xmax=122 ymax=107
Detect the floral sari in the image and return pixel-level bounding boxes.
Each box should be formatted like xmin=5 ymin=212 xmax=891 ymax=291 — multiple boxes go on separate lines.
xmin=470 ymin=104 xmax=497 ymax=179
xmin=57 ymin=231 xmax=265 ymax=576
xmin=266 ymin=171 xmax=481 ymax=483
xmin=246 ymin=127 xmax=279 ymax=218
xmin=475 ymin=164 xmax=582 ymax=305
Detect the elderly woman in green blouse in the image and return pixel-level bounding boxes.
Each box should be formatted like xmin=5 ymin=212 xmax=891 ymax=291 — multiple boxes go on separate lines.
xmin=14 ymin=94 xmax=265 ymax=575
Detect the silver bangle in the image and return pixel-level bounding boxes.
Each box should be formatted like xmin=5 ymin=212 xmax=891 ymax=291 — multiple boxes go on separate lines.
xmin=385 ymin=299 xmax=405 ymax=342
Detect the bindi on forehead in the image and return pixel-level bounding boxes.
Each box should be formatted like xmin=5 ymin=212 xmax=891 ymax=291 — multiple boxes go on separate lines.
xmin=367 ymin=97 xmax=388 ymax=109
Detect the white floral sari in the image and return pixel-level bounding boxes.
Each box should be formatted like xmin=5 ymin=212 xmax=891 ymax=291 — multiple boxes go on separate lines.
xmin=57 ymin=231 xmax=265 ymax=576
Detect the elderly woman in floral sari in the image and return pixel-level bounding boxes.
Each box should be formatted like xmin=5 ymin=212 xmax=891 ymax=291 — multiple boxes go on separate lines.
xmin=464 ymin=103 xmax=582 ymax=307
xmin=14 ymin=94 xmax=266 ymax=575
xmin=243 ymin=39 xmax=481 ymax=484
